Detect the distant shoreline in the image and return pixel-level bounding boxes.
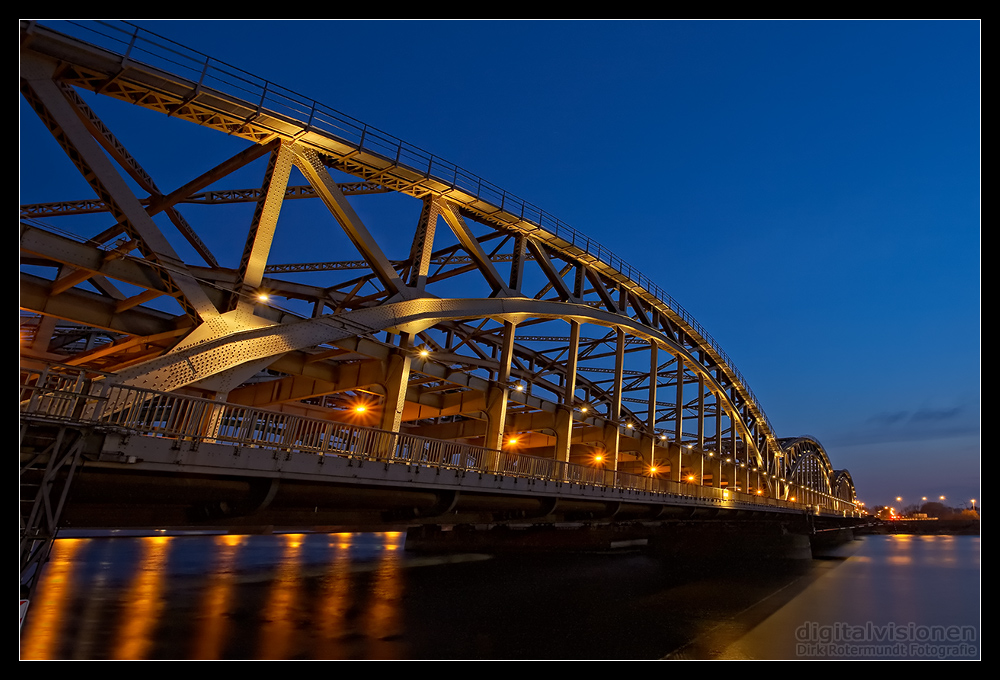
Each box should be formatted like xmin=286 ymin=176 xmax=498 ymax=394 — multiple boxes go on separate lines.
xmin=863 ymin=519 xmax=980 ymax=536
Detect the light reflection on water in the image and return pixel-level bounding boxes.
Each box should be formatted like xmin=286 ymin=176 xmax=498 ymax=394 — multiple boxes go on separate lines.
xmin=20 ymin=538 xmax=86 ymax=660
xmin=20 ymin=531 xmax=413 ymax=660
xmin=19 ymin=532 xmax=980 ymax=660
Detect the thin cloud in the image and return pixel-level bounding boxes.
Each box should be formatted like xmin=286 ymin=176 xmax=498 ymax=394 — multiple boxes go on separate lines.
xmin=911 ymin=406 xmax=963 ymax=422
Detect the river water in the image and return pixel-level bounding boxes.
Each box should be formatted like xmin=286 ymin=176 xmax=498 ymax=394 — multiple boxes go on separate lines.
xmin=19 ymin=531 xmax=979 ymax=660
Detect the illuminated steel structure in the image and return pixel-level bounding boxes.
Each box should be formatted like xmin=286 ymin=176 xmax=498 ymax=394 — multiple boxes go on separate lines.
xmin=20 ymin=22 xmax=859 ymax=586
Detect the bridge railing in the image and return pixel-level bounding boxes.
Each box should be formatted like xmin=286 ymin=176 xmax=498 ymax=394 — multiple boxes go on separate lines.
xmin=20 ymin=365 xmax=857 ymax=515
xmin=24 ymin=19 xmax=772 ymax=438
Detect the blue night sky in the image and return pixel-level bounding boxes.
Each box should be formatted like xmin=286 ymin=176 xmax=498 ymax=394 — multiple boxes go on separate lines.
xmin=20 ymin=20 xmax=980 ymax=510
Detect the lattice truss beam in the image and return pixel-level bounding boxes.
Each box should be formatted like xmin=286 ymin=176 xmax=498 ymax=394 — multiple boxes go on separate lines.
xmin=19 ymin=28 xmax=841 ymax=498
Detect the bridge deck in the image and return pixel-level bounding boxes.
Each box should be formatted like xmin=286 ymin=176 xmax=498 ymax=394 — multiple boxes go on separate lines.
xmin=21 ymin=366 xmax=858 ymax=531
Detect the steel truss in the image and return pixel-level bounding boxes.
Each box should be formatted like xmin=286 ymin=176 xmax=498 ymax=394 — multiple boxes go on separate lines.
xmin=20 ymin=21 xmax=858 ymax=557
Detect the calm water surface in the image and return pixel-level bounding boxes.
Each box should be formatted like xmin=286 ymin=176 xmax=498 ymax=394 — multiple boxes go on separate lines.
xmin=19 ymin=532 xmax=980 ymax=660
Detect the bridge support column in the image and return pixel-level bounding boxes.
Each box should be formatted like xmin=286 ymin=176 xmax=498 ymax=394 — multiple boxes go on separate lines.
xmin=602 ymin=423 xmax=619 ymax=473
xmin=642 ymin=437 xmax=656 ymax=479
xmin=674 ymin=355 xmax=683 ymax=444
xmin=644 ymin=341 xmax=658 ymax=470
xmin=554 ymin=321 xmax=580 ymax=465
xmin=665 ymin=443 xmax=681 ymax=484
xmin=229 ymin=141 xmax=294 ymax=317
xmin=380 ymin=336 xmax=413 ymax=435
xmin=407 ymin=199 xmax=441 ymax=291
xmin=200 ymin=395 xmax=229 ymax=444
xmin=602 ymin=329 xmax=625 ymax=472
xmin=509 ymin=235 xmax=527 ymax=292
xmin=28 ymin=315 xmax=58 ymax=354
xmin=715 ymin=394 xmax=723 ymax=457
xmin=697 ymin=373 xmax=705 ymax=450
xmin=483 ymin=321 xmax=516 ymax=468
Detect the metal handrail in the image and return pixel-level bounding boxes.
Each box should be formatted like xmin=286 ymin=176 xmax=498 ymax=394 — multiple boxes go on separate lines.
xmin=23 ymin=19 xmax=773 ymax=438
xmin=19 ymin=366 xmax=858 ymax=515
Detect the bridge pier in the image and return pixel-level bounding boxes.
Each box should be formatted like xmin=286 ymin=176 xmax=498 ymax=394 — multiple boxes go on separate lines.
xmin=404 ymin=521 xmax=835 ymax=563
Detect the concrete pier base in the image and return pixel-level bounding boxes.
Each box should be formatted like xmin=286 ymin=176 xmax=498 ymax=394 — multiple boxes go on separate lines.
xmin=405 ymin=522 xmax=820 ymax=563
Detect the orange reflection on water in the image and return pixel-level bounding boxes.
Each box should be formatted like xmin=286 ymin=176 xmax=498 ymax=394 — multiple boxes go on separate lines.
xmin=365 ymin=532 xmax=404 ymax=659
xmin=191 ymin=535 xmax=245 ymax=660
xmin=20 ymin=538 xmax=88 ymax=660
xmin=313 ymin=535 xmax=353 ymax=658
xmin=112 ymin=536 xmax=172 ymax=660
xmin=256 ymin=533 xmax=304 ymax=659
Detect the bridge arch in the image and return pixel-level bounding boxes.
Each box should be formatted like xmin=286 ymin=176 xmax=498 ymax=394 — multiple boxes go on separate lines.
xmin=19 ymin=20 xmax=857 ymax=512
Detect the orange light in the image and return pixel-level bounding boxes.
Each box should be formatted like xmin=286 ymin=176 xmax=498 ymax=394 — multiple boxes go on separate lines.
xmin=354 ymin=404 xmax=367 ymax=413
xmin=649 ymin=466 xmax=657 ymax=474
xmin=594 ymin=454 xmax=603 ymax=463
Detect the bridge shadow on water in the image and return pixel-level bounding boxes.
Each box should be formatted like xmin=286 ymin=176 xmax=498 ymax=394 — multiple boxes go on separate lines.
xmin=19 ymin=530 xmax=837 ymax=660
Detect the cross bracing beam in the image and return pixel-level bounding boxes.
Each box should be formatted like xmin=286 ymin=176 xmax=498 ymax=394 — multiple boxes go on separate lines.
xmin=20 ymin=183 xmax=391 ymax=219
xmin=20 ymin=21 xmax=859 ymax=510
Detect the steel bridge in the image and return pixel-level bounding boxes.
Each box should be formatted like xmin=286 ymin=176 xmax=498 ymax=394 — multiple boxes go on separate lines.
xmin=20 ymin=21 xmax=861 ymax=593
